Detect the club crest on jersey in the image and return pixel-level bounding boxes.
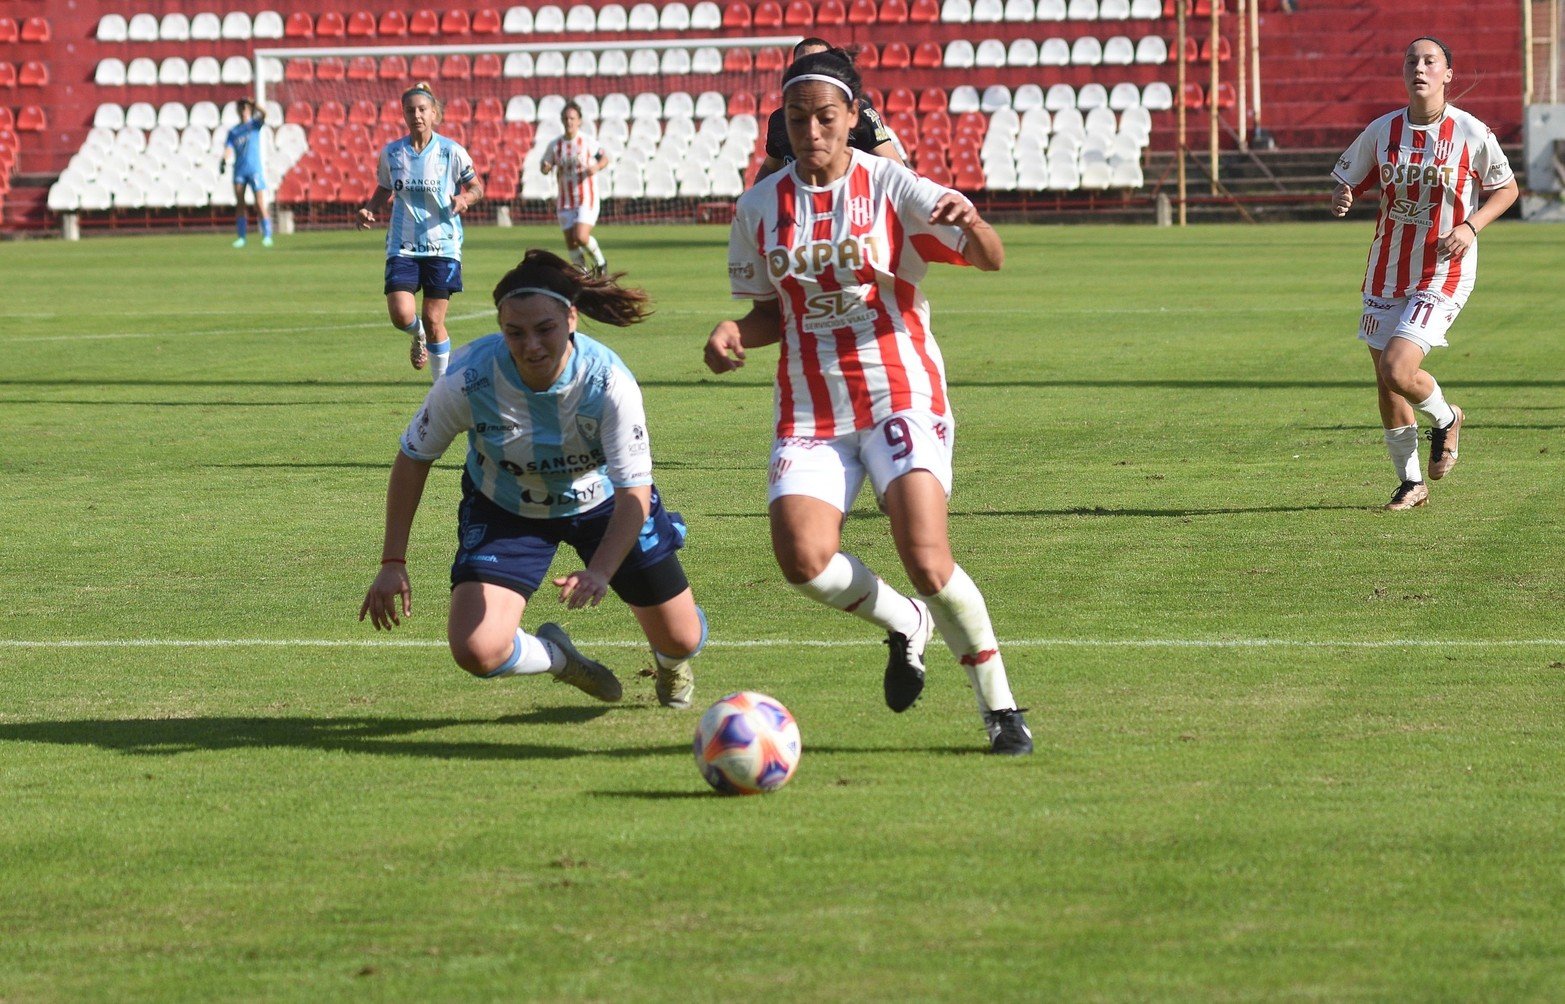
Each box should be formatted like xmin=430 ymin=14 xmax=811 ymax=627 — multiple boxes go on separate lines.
xmin=576 ymin=415 xmax=599 ymax=440
xmin=1432 ymin=138 xmax=1454 ymax=162
xmin=848 ymin=197 xmax=873 ymax=228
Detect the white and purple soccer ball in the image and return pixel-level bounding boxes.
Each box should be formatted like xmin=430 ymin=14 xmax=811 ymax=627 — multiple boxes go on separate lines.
xmin=693 ymin=691 xmax=802 ymax=795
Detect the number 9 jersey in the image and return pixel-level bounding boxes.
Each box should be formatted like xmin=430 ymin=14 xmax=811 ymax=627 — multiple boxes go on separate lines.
xmin=727 ymin=149 xmax=975 ymax=439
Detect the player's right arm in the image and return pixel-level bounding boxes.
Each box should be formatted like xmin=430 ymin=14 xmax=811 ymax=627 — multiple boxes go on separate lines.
xmin=357 ymin=186 xmax=394 ymax=229
xmin=705 ymin=299 xmax=782 ymax=373
xmin=360 ymin=451 xmax=433 ymax=630
xmin=1330 ymin=183 xmax=1354 ymax=217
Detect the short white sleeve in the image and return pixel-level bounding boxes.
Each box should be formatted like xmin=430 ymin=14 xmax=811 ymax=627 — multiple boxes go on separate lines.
xmin=1332 ymin=125 xmax=1377 ymax=189
xmin=883 ymin=161 xmax=970 ymax=264
xmin=451 ymin=140 xmax=476 ymax=187
xmin=598 ymin=367 xmax=654 ymax=487
xmin=1476 ymin=128 xmax=1515 ymax=191
xmin=727 ymin=197 xmax=776 ymax=301
xmin=399 ymin=375 xmax=473 ymax=462
xmin=375 ymin=143 xmax=392 ymax=191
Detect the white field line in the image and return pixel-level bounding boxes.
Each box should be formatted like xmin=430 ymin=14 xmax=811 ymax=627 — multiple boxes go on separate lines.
xmin=2 ymin=638 xmax=1562 ymax=650
xmin=21 ymin=310 xmax=496 ymax=344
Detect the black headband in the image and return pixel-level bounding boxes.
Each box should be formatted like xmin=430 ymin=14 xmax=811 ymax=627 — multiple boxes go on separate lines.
xmin=1410 ymin=36 xmax=1452 ymax=68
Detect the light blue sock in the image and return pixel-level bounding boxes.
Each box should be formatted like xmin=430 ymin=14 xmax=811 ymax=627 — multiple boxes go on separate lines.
xmin=428 ymin=338 xmax=451 ymax=380
xmin=260 ymin=216 xmax=273 ymax=238
xmin=235 ymin=215 xmax=247 ymax=239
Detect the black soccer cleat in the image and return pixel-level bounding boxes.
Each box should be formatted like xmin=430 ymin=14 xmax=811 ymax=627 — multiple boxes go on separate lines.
xmin=883 ymin=600 xmax=932 ymax=712
xmin=983 ymin=707 xmax=1034 ymax=756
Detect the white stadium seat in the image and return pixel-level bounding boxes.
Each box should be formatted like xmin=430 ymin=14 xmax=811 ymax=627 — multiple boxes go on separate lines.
xmin=189 ymin=102 xmax=221 ymax=130
xmin=535 ymin=51 xmax=566 ymax=76
xmin=660 ymin=3 xmax=692 ymax=29
xmin=157 ymin=102 xmax=189 ymax=129
xmin=1109 ymin=82 xmax=1142 ymax=110
xmin=664 ymin=91 xmax=696 ymax=118
xmin=189 ymin=57 xmax=221 ymax=86
xmin=506 ymin=94 xmax=537 ymax=121
xmin=127 ymin=58 xmax=159 ymax=86
xmin=125 ymin=103 xmax=158 ymax=131
xmin=503 ymin=6 xmax=535 ymax=32
xmin=1019 ymin=107 xmax=1051 ymax=136
xmin=695 ymin=91 xmax=727 ymax=118
xmin=1038 ymin=37 xmax=1070 ymax=66
xmin=1085 ymin=105 xmax=1117 ymax=137
xmin=567 ymin=51 xmax=598 ymax=76
xmin=1052 ymin=106 xmax=1085 ymax=137
xmin=1099 ymin=0 xmax=1130 ymax=18
xmin=1077 ymin=83 xmax=1109 ymax=110
xmin=1102 ymin=36 xmax=1135 ymax=65
xmin=600 ymin=92 xmax=632 ymax=119
xmin=941 ymin=0 xmax=973 ymax=21
xmin=972 ymin=0 xmax=1004 ymax=20
xmin=504 ymin=52 xmax=536 ymax=78
xmin=948 ymin=85 xmax=981 ymax=113
xmin=660 ymin=49 xmax=692 ymax=74
xmin=1135 ymin=35 xmax=1168 ymax=64
xmin=566 ymin=4 xmax=598 ymax=31
xmin=692 ymin=2 xmax=723 ymax=28
xmin=1070 ymin=36 xmax=1102 ymax=65
xmin=1007 ymin=38 xmax=1039 ymax=66
xmin=96 ymin=14 xmax=128 ymax=42
xmin=95 ymin=59 xmax=127 ymax=87
xmin=980 ymin=84 xmax=1012 ymax=112
xmin=975 ymin=39 xmax=1007 ymax=67
xmin=1067 ymin=0 xmax=1098 ymax=18
xmin=631 ymin=92 xmax=664 ymax=118
xmin=537 ymin=95 xmax=567 ymax=121
xmin=628 ymin=3 xmax=660 ymax=30
xmin=128 ymin=13 xmax=159 ymax=41
xmin=93 ymin=103 xmax=125 ymax=129
xmin=598 ymin=3 xmax=629 ymax=29
xmin=1003 ymin=0 xmax=1035 ymax=19
xmin=1119 ymin=105 xmax=1151 ymax=143
xmin=221 ymin=56 xmax=254 ymax=85
xmin=1141 ymin=81 xmax=1173 ymax=110
xmin=629 ymin=49 xmax=660 ymax=75
xmin=159 ymin=12 xmax=191 ymax=41
xmin=944 ymin=40 xmax=976 ymax=68
xmin=158 ymin=58 xmax=190 ymax=87
xmin=190 ymin=12 xmax=222 ymax=40
xmin=1045 ymin=83 xmax=1076 ymax=111
xmin=534 ymin=5 xmax=567 ymax=32
xmin=252 ymin=10 xmax=285 ymax=39
xmin=220 ymin=11 xmax=253 ymax=40
xmin=598 ymin=50 xmax=629 ymax=75
xmin=1013 ymin=84 xmax=1046 ymax=112
xmin=1130 ymin=0 xmax=1160 ymax=16
xmin=1036 ymin=0 xmax=1067 ymax=17
xmin=692 ymin=47 xmax=723 ymax=74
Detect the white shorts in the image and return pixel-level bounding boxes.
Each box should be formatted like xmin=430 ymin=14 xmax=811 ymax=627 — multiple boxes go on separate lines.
xmin=767 ymin=411 xmax=955 ymax=511
xmin=557 ymin=204 xmax=600 ymax=230
xmin=1358 ymin=291 xmax=1464 ymax=353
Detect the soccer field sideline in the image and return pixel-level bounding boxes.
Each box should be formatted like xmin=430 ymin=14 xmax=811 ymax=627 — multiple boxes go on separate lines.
xmin=6 ymin=636 xmax=1564 ymax=649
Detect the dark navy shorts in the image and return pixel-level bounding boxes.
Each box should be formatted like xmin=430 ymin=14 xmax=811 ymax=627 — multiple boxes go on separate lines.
xmin=451 ymin=473 xmax=690 ymax=607
xmin=385 ymin=256 xmax=463 ymax=298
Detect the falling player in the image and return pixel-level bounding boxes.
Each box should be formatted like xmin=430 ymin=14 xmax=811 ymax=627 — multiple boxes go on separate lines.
xmin=1331 ymin=36 xmax=1517 ymax=510
xmin=356 ymin=82 xmax=484 ymax=382
xmin=703 ymin=49 xmax=1031 ymax=755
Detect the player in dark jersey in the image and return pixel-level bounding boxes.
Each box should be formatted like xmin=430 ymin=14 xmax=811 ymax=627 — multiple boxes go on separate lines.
xmin=751 ymin=37 xmax=905 ymax=185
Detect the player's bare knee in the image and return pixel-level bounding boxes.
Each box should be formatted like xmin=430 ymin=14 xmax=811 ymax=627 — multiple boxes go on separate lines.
xmin=449 ymin=636 xmax=505 ymax=676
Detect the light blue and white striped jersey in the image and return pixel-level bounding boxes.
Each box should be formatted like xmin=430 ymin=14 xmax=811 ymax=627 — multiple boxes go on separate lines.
xmin=224 ymin=116 xmax=265 ymax=178
xmin=375 ymin=133 xmax=477 ymax=260
xmin=400 ymin=332 xmax=654 ymax=519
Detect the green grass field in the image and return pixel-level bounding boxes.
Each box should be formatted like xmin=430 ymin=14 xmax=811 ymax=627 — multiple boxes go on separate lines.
xmin=2 ymin=221 xmax=1563 ymax=1001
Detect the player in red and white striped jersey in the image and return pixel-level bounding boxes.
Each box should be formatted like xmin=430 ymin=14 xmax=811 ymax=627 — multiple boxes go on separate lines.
xmin=540 ymin=102 xmax=611 ymax=276
xmin=704 ymin=49 xmax=1031 ymax=756
xmin=1331 ymin=36 xmax=1517 ymax=510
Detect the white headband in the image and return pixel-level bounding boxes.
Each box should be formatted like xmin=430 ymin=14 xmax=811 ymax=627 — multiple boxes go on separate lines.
xmin=784 ymin=73 xmax=854 ymax=101
xmin=498 ymin=286 xmax=574 ymax=308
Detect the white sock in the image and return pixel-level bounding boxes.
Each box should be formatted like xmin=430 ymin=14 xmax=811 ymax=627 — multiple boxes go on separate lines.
xmin=1414 ymin=379 xmax=1455 ymax=428
xmin=569 ymin=247 xmax=587 ymax=270
xmin=921 ymin=565 xmax=1016 ymax=714
xmin=428 ymin=339 xmax=451 ymax=381
xmin=483 ymin=629 xmax=559 ymax=677
xmin=584 ymin=235 xmax=606 ymax=268
xmin=793 ymin=553 xmax=922 ymax=637
xmin=1384 ymin=424 xmax=1422 ymax=483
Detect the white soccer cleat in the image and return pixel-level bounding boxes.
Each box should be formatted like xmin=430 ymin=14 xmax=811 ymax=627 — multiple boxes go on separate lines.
xmin=654 ymin=658 xmax=695 ymax=710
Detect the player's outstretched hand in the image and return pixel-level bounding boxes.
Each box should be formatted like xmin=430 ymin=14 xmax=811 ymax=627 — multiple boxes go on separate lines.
xmin=360 ymin=564 xmax=412 ymax=630
xmin=554 ymin=569 xmax=609 ymax=609
xmin=1330 ymin=183 xmax=1354 ymax=217
xmin=356 ymin=207 xmax=376 ymax=230
xmin=704 ymin=321 xmax=746 ymax=374
xmin=1436 ymin=223 xmax=1475 ymax=262
xmin=929 ymin=192 xmax=981 ymax=229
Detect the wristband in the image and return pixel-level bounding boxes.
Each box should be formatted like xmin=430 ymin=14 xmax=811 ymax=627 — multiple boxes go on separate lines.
xmin=1462 ymin=220 xmax=1478 ymax=236
xmin=381 ymin=557 xmax=406 ymax=564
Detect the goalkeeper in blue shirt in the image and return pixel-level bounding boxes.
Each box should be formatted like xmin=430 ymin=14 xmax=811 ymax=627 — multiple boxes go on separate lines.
xmin=223 ymin=99 xmax=273 ymax=248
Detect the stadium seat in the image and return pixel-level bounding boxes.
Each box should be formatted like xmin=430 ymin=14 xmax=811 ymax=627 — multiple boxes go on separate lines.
xmin=348 ymin=56 xmax=376 ymax=81
xmin=410 ymin=10 xmax=440 ymax=36
xmin=157 ymin=58 xmax=188 ymax=86
xmin=819 ymin=0 xmax=849 ymax=24
xmin=445 ymin=98 xmax=472 ymax=124
xmin=724 ymin=48 xmax=754 ymax=73
xmin=849 ymin=0 xmax=879 ymax=23
xmin=1007 ymin=38 xmax=1039 ymax=66
xmin=126 ymin=58 xmax=158 ymax=86
xmin=411 ymin=54 xmax=440 ymax=79
xmin=505 ymin=94 xmax=537 ymax=121
xmin=1039 ymin=37 xmax=1070 ymax=65
xmin=1036 ymin=0 xmax=1067 ymax=17
xmin=1012 ymin=83 xmax=1045 ymax=111
xmin=375 ymin=55 xmax=405 ymax=81
xmin=948 ymin=85 xmax=980 ymax=114
xmin=93 ymin=103 xmax=125 ymax=129
xmin=1100 ymin=0 xmax=1130 ymax=15
xmin=1084 ymin=105 xmax=1116 ymax=135
xmin=784 ymin=0 xmax=814 ymax=26
xmin=1141 ymin=81 xmax=1172 ymax=110
xmin=1131 ymin=0 xmax=1159 ymax=14
xmin=692 ymin=47 xmax=723 ymax=74
xmin=593 ymin=3 xmax=627 ymax=29
xmin=1135 ymin=35 xmax=1168 ymax=64
xmin=1102 ymin=35 xmax=1134 ymax=64
xmin=939 ymin=40 xmax=971 ymax=67
xmin=253 ymin=10 xmax=285 ymax=39
xmin=1182 ymin=36 xmax=1198 ymax=62
xmin=976 ymin=39 xmax=1007 ymax=66
xmin=941 ymin=0 xmax=973 ymax=21
xmin=17 ymin=16 xmax=49 ymax=43
xmin=728 ymin=91 xmax=757 ymax=117
xmin=628 ymin=48 xmax=660 ymax=75
xmin=564 ymin=4 xmax=596 ymax=30
xmin=885 ymin=87 xmax=916 ymax=113
xmin=473 ymin=7 xmax=503 ymax=33
xmin=980 ymin=85 xmax=1012 ymax=113
xmin=756 ymin=46 xmax=787 ymax=72
xmin=503 ymin=6 xmax=534 ymax=32
xmin=856 ymin=43 xmax=880 ymax=69
xmin=1202 ymin=35 xmax=1232 ymax=63
xmin=917 ymin=87 xmax=948 ymax=114
xmin=17 ymin=106 xmax=46 ymax=132
xmin=880 ymin=42 xmax=912 ymax=69
xmin=190 ymin=101 xmax=222 ymax=129
xmin=1077 ymin=82 xmax=1109 ymax=109
xmin=535 ymin=50 xmax=567 ymax=76
xmin=910 ymin=0 xmax=941 ymax=21
xmin=126 ymin=12 xmax=159 ymax=41
xmin=975 ymin=0 xmax=1004 ymax=19
xmin=692 ymin=1 xmax=723 ymax=28
xmin=1067 ymin=0 xmax=1098 ymax=16
xmin=661 ymin=2 xmax=692 ymax=29
xmin=161 ymin=12 xmax=192 ymax=40
xmin=471 ymin=53 xmax=501 ymax=79
xmin=316 ymin=57 xmax=347 ymax=82
xmin=504 ymin=52 xmax=535 ymax=77
xmin=567 ymin=50 xmax=597 ymax=75
xmin=442 ymin=54 xmax=472 ymax=79
xmin=1181 ymin=82 xmax=1204 ymax=108
xmin=723 ymin=1 xmax=753 ymax=27
xmin=1210 ymin=81 xmax=1236 ymax=108
xmin=661 ymin=49 xmax=692 ymax=74
xmin=442 ymin=9 xmax=472 ymax=34
xmin=880 ymin=0 xmax=910 ymax=21
xmin=1071 ymin=37 xmax=1102 ymax=64
xmin=220 ymin=11 xmax=252 ymax=40
xmin=1119 ymin=105 xmax=1151 ymax=142
xmin=96 ymin=13 xmax=129 ymax=41
xmin=1045 ymin=83 xmax=1076 ymax=110
xmin=283 ymin=11 xmax=313 ymax=38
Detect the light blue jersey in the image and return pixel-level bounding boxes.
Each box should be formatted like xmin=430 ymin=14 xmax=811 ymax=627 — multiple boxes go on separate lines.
xmin=401 ymin=332 xmax=654 ymax=519
xmin=225 ymin=116 xmax=265 ymax=181
xmin=376 ymin=134 xmax=477 ymax=260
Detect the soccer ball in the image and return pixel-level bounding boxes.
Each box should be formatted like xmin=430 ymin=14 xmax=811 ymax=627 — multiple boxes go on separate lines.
xmin=693 ymin=691 xmax=802 ymax=795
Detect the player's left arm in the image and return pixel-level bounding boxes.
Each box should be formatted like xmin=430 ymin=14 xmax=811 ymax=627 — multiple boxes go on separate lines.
xmin=929 ymin=194 xmax=1004 ymax=271
xmin=590 ymin=148 xmax=611 ymax=176
xmin=555 ymin=485 xmax=651 ymax=609
xmin=1438 ymin=177 xmax=1518 ymax=261
xmin=453 ymin=176 xmax=483 ymax=215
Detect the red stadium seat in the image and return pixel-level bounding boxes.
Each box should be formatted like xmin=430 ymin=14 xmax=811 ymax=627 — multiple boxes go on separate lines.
xmin=285 ymin=58 xmax=316 ymax=81
xmin=16 ymin=106 xmax=46 ymax=131
xmin=284 ymin=12 xmax=314 ymax=38
xmin=756 ymin=47 xmax=787 ymax=72
xmin=486 ymin=170 xmax=519 ymax=201
xmin=759 ymin=89 xmax=781 ymax=117
xmin=1210 ymin=81 xmax=1236 ymax=108
xmin=885 ymin=87 xmax=915 ymax=113
xmin=879 ymin=42 xmax=911 ymax=69
xmin=316 ymin=100 xmax=346 ymax=126
xmin=316 ymin=57 xmax=346 ymax=81
xmin=1162 ymin=0 xmax=1188 ymax=14
xmin=917 ymin=88 xmax=948 ymax=113
xmin=913 ymin=41 xmax=943 ymax=67
xmin=445 ymin=98 xmax=472 ymax=123
xmin=954 ymin=165 xmax=984 ymax=190
xmin=347 ymin=11 xmax=377 ymax=37
xmin=0 ymin=19 xmax=16 ymax=44
xmin=442 ymin=9 xmax=471 ymax=34
xmin=19 ymin=60 xmax=47 ymax=87
xmin=443 ymin=122 xmax=466 ymax=144
xmin=409 ymin=10 xmax=440 ymax=36
xmin=724 ymin=48 xmax=754 ymax=73
xmin=286 ymin=101 xmax=315 ymax=126
xmin=379 ymin=10 xmax=409 ymax=35
xmin=0 ymin=63 xmax=16 ymax=89
xmin=922 ymin=161 xmax=953 ymax=186
xmin=920 ymin=109 xmax=952 ymax=138
xmin=349 ymin=99 xmax=379 ymax=125
xmin=849 ymin=0 xmax=879 ymax=23
xmin=316 ymin=12 xmax=345 ymax=38
xmin=888 ymin=110 xmax=917 ymax=144
xmin=410 ymin=54 xmax=440 ymax=79
xmin=723 ymin=0 xmax=753 ymax=27
xmin=475 ymin=97 xmax=505 ymax=122
xmin=1194 ymin=0 xmax=1224 ymax=14
xmin=856 ymin=44 xmax=879 ymax=69
xmin=348 ymin=56 xmax=377 ymax=81
xmin=1182 ymin=82 xmax=1204 ymax=108
xmin=861 ymin=85 xmax=883 ymax=109
xmin=472 ymin=8 xmax=503 ymax=34
xmin=879 ymin=0 xmax=909 ymax=22
xmin=380 ymin=99 xmax=403 ymax=124
xmin=753 ymin=1 xmax=784 ymax=27
xmin=21 ymin=17 xmax=50 ymax=43
xmin=783 ymin=0 xmax=814 ymax=26
xmin=1182 ymin=36 xmax=1198 ymax=62
xmin=816 ymin=0 xmax=847 ymax=25
xmin=0 ymin=108 xmax=13 ymax=131
xmin=728 ymin=91 xmax=757 ymax=116
xmin=474 ymin=53 xmax=503 ymax=78
xmin=441 ymin=54 xmax=472 ymax=79
xmin=909 ymin=0 xmax=940 ymax=21
xmin=503 ymin=120 xmax=535 ymax=147
xmin=308 ymin=177 xmax=338 ymax=203
xmin=380 ymin=55 xmax=409 ymax=80
xmin=1201 ymin=35 xmax=1231 ymax=62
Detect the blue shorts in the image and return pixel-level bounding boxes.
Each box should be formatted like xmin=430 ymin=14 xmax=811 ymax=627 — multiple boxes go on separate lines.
xmin=452 ymin=473 xmax=690 ymax=607
xmin=385 ymin=256 xmax=463 ymax=298
xmin=234 ymin=171 xmax=267 ymax=192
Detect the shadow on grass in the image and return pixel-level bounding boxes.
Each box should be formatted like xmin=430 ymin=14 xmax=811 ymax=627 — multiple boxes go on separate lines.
xmin=0 ymin=708 xmax=693 ymax=762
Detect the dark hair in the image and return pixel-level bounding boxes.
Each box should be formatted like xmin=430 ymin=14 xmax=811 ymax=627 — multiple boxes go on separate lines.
xmin=562 ymin=100 xmax=582 ymax=119
xmin=492 ymin=249 xmax=653 ymax=328
xmin=402 ymin=81 xmax=443 ymax=121
xmin=1409 ymin=35 xmax=1452 ymax=68
xmin=236 ymin=98 xmax=256 ymax=117
xmin=793 ymin=36 xmax=833 ymax=58
xmin=781 ymin=49 xmax=862 ymax=103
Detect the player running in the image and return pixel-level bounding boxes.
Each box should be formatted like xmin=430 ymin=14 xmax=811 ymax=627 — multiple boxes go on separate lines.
xmin=1331 ymin=36 xmax=1517 ymax=510
xmin=361 ymin=250 xmax=708 ymax=710
xmin=540 ymin=101 xmax=611 ymax=277
xmin=703 ymin=49 xmax=1031 ymax=756
xmin=751 ymin=37 xmax=905 ymax=186
xmin=222 ymin=99 xmax=273 ymax=248
xmin=357 ymin=82 xmax=484 ymax=382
